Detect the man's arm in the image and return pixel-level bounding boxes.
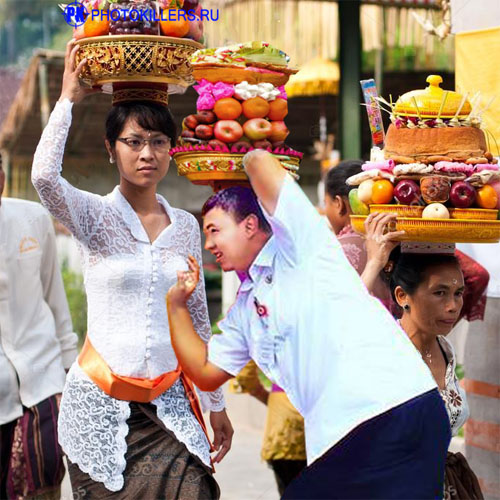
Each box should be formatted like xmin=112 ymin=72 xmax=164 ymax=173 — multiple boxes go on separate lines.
xmin=242 ymin=149 xmax=286 ymax=216
xmin=40 ymin=212 xmax=78 ymax=369
xmin=167 ymin=256 xmax=232 ymax=392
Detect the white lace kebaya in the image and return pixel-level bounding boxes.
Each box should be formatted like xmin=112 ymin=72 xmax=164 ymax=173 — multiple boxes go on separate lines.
xmin=31 ymin=99 xmax=225 ymax=492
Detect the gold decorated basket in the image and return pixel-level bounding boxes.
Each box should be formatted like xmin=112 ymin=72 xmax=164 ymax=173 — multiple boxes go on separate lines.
xmin=75 ymin=35 xmax=203 ymax=90
xmin=350 ymin=215 xmax=500 ymax=243
xmin=173 ymin=151 xmax=301 ymax=189
xmin=369 ymin=204 xmax=499 ymax=221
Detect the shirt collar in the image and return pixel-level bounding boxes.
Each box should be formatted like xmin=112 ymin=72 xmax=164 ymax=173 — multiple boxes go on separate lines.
xmin=239 ymin=236 xmax=277 ymax=292
xmin=109 ymin=186 xmax=176 ymax=247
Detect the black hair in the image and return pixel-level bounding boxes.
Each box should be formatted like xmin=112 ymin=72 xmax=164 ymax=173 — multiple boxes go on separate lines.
xmin=325 ymin=160 xmax=363 ymax=199
xmin=105 ymin=102 xmax=177 ymax=147
xmin=201 ymin=186 xmax=272 ymax=234
xmin=388 ymin=247 xmax=460 ymax=303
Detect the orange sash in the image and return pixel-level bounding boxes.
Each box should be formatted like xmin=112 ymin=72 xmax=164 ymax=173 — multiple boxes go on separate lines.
xmin=78 ymin=337 xmax=213 ymax=455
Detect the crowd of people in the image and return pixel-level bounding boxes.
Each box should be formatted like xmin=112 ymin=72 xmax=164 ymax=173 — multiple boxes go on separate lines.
xmin=0 ymin=39 xmax=493 ymax=499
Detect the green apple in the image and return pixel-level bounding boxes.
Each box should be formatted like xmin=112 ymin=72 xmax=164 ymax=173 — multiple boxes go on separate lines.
xmin=349 ymin=189 xmax=370 ymax=216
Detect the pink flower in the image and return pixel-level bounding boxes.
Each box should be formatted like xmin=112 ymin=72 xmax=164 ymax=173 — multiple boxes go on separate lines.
xmin=212 ymin=82 xmax=235 ymax=100
xmin=196 ymin=93 xmax=215 ymax=110
xmin=193 ymin=79 xmax=214 ymax=96
xmin=277 ymin=85 xmax=288 ymax=100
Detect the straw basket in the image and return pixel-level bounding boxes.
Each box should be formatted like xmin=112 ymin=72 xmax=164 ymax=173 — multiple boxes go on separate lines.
xmin=350 ymin=215 xmax=500 ymax=243
xmin=173 ymin=150 xmax=301 ymax=190
xmin=75 ymin=35 xmax=203 ymax=90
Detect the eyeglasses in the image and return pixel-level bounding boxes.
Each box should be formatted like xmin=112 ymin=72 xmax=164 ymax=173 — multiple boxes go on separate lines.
xmin=117 ymin=136 xmax=171 ymax=152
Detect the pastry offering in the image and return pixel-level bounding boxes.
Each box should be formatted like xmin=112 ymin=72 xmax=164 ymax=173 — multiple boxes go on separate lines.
xmin=348 ymin=75 xmax=500 ymax=243
xmin=172 ymin=42 xmax=302 ymax=189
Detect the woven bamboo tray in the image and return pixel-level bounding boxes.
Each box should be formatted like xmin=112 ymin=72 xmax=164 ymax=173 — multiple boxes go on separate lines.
xmin=350 ymin=215 xmax=500 ymax=243
xmin=369 ymin=204 xmax=499 ymax=221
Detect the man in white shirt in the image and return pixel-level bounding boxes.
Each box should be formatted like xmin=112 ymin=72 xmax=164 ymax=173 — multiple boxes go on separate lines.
xmin=167 ymin=150 xmax=451 ymax=498
xmin=0 ymin=153 xmax=78 ymax=499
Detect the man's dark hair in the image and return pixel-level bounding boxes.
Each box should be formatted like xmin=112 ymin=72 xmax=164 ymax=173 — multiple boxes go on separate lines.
xmin=105 ymin=102 xmax=177 ymax=147
xmin=325 ymin=160 xmax=363 ymax=199
xmin=201 ymin=186 xmax=272 ymax=234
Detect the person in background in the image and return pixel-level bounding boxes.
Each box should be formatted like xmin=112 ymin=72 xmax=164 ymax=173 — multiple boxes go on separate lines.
xmin=231 ymin=361 xmax=307 ymax=496
xmin=0 ymin=152 xmax=78 ymax=499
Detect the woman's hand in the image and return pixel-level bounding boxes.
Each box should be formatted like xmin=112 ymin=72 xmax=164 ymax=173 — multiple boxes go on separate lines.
xmin=361 ymin=212 xmax=404 ymax=294
xmin=167 ymin=255 xmax=200 ymax=308
xmin=210 ymin=409 xmax=234 ymax=463
xmin=59 ymin=39 xmax=99 ymax=104
xmin=364 ymin=212 xmax=404 ymax=270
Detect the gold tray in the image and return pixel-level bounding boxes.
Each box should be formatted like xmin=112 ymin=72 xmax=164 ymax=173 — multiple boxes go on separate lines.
xmin=173 ymin=151 xmax=301 ymax=189
xmin=369 ymin=204 xmax=499 ymax=221
xmin=75 ymin=35 xmax=202 ymax=88
xmin=350 ymin=215 xmax=500 ymax=243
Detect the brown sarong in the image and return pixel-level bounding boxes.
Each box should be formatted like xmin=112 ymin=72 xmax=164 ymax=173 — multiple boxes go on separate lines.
xmin=68 ymin=403 xmax=219 ymax=499
xmin=444 ymin=452 xmax=484 ymax=500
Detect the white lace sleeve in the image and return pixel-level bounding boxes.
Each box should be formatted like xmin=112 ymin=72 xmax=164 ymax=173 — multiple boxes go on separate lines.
xmin=187 ymin=217 xmax=226 ymax=412
xmin=31 ymin=99 xmax=104 ymax=243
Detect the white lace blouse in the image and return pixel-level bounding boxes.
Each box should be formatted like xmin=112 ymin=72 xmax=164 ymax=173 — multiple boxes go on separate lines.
xmin=32 ymin=99 xmax=225 ymax=491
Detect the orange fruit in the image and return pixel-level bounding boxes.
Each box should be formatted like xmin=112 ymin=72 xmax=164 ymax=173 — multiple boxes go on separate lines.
xmin=371 ymin=179 xmax=394 ymax=204
xmin=267 ymin=98 xmax=288 ymax=120
xmin=159 ymin=10 xmax=190 ymax=37
xmin=476 ymin=184 xmax=498 ymax=209
xmin=213 ymin=98 xmax=242 ymax=120
xmin=242 ymin=97 xmax=270 ymax=119
xmin=83 ymin=13 xmax=109 ymax=37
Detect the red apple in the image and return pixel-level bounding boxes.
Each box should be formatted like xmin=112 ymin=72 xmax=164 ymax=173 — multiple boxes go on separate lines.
xmin=394 ymin=179 xmax=421 ymax=205
xmin=252 ymin=139 xmax=272 ymax=150
xmin=268 ymin=121 xmax=289 ymax=142
xmin=195 ymin=124 xmax=213 ymax=140
xmin=195 ymin=110 xmax=216 ymax=124
xmin=181 ymin=129 xmax=195 ymax=139
xmin=208 ymin=139 xmax=226 ymax=150
xmin=184 ymin=114 xmax=199 ymax=130
xmin=214 ymin=120 xmax=244 ymax=143
xmin=449 ymin=181 xmax=476 ymax=208
xmin=186 ymin=15 xmax=203 ymax=42
xmin=243 ymin=118 xmax=272 ymax=141
xmin=230 ymin=141 xmax=253 ymax=153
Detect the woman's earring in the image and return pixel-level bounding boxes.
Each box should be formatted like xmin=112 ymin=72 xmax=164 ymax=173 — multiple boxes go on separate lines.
xmin=109 ymin=156 xmax=115 ymax=164
xmin=403 ymin=304 xmax=410 ymax=311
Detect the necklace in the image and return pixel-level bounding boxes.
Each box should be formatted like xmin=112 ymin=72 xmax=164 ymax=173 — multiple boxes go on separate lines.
xmin=397 ymin=319 xmax=433 ymax=365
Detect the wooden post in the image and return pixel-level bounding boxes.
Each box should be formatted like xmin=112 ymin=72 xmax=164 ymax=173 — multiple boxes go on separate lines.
xmin=338 ymin=0 xmax=362 ymax=160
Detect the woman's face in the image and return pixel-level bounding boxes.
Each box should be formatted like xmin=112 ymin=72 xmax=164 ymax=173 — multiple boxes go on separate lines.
xmin=108 ymin=117 xmax=171 ymax=188
xmin=398 ymin=261 xmax=465 ymax=336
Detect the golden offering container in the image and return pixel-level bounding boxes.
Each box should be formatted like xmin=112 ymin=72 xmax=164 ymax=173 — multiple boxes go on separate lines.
xmin=350 ymin=215 xmax=500 ymax=243
xmin=75 ymin=35 xmax=203 ymax=90
xmin=173 ymin=150 xmax=301 ymax=190
xmin=369 ymin=204 xmax=499 ymax=221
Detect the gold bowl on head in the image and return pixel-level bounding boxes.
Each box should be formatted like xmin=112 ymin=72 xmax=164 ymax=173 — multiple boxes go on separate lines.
xmin=173 ymin=151 xmax=301 ymax=190
xmin=75 ymin=35 xmax=203 ymax=91
xmin=350 ymin=215 xmax=500 ymax=243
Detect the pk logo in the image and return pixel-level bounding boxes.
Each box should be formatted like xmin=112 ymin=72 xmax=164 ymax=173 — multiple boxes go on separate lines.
xmin=62 ymin=1 xmax=88 ymax=28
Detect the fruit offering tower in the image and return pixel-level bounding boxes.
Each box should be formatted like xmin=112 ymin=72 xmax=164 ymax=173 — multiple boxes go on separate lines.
xmin=348 ymin=75 xmax=500 ymax=243
xmin=170 ymin=42 xmax=303 ymax=190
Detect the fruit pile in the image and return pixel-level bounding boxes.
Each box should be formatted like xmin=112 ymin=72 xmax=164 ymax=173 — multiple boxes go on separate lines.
xmin=172 ymin=78 xmax=302 ymax=158
xmin=347 ymin=160 xmax=500 ymax=220
xmin=70 ymin=0 xmax=204 ymax=42
xmin=348 ymin=75 xmax=500 ymax=221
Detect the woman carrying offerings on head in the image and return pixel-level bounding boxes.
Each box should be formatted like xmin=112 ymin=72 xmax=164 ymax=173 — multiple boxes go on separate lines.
xmin=31 ymin=40 xmax=232 ymax=498
xmin=363 ymin=214 xmax=484 ymax=500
